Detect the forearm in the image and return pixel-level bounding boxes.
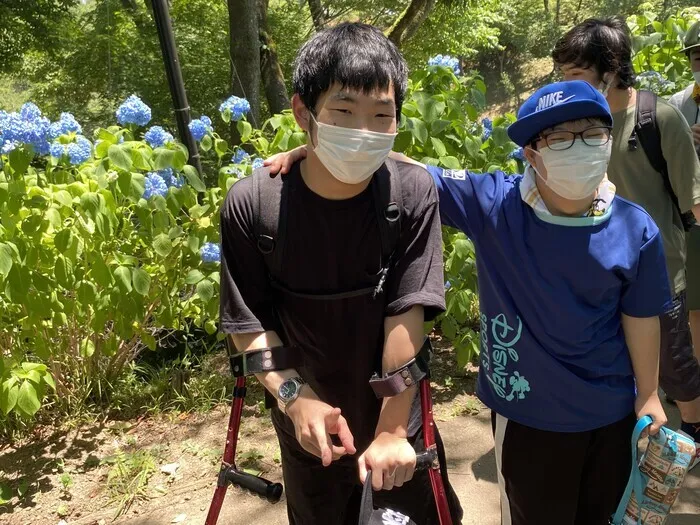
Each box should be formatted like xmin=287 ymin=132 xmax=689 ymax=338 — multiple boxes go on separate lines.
xmin=622 ymin=314 xmax=661 ymax=397
xmin=230 ymin=331 xmax=302 ymax=401
xmin=693 ymin=202 xmax=700 ymax=223
xmin=375 ymin=306 xmax=424 ymax=437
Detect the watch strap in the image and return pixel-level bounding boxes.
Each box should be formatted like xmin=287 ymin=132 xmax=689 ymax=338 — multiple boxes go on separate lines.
xmin=229 ymin=346 xmax=301 ymax=377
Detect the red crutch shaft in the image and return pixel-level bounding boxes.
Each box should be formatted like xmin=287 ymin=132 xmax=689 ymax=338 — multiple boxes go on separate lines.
xmin=205 ymin=376 xmax=247 ymax=525
xmin=420 ymin=377 xmax=453 ymax=525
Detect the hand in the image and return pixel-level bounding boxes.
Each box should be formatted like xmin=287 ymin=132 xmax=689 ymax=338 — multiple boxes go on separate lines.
xmin=358 ymin=432 xmax=416 ymax=491
xmin=635 ymin=391 xmax=667 ymax=436
xmin=691 ymin=124 xmax=700 ymax=147
xmin=263 ymin=145 xmax=308 ymax=177
xmin=286 ymin=388 xmax=356 ymax=466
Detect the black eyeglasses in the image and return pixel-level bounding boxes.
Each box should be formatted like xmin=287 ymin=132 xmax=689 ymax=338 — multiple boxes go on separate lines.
xmin=538 ymin=126 xmax=613 ymax=151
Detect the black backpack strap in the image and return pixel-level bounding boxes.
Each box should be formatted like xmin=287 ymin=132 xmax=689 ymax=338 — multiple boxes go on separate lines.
xmin=371 ymin=159 xmax=403 ymax=298
xmin=252 ymin=168 xmax=289 ymax=282
xmin=632 ymin=91 xmax=686 ymax=224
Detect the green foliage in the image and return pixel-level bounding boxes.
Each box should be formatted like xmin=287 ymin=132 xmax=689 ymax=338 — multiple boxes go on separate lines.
xmin=101 ymin=446 xmax=161 ymax=517
xmin=629 ymin=9 xmax=700 ymax=95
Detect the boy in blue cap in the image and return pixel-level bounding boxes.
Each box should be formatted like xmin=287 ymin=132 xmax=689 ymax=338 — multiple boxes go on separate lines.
xmin=266 ymin=80 xmax=672 ymax=524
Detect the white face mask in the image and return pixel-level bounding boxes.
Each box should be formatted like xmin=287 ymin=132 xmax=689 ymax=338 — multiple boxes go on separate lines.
xmin=693 ymin=71 xmax=700 ymax=86
xmin=310 ymin=114 xmax=396 ymax=185
xmin=532 ymin=139 xmax=612 ymax=200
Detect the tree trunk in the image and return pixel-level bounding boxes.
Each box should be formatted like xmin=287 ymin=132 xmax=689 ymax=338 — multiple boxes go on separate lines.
xmin=258 ymin=0 xmax=290 ymax=114
xmin=543 ymin=0 xmax=549 ymax=13
xmin=573 ymin=0 xmax=584 ymax=23
xmin=228 ymin=0 xmax=261 ymax=129
xmin=307 ymin=0 xmax=326 ymax=31
xmin=555 ymin=0 xmax=561 ymax=26
xmin=387 ymin=0 xmax=436 ymax=48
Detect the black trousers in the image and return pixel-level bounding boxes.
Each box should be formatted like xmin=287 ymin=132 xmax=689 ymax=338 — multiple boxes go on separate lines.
xmin=272 ymin=408 xmax=463 ymax=525
xmin=491 ymin=411 xmax=636 ymax=525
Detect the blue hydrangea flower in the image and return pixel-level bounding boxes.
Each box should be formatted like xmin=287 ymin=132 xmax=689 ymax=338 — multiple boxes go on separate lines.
xmin=223 ymin=166 xmax=244 ymax=177
xmin=1 ymin=141 xmax=18 ymax=154
xmin=636 ymin=70 xmax=674 ymax=95
xmin=252 ymin=157 xmax=264 ymax=169
xmin=144 ymin=126 xmax=174 ymax=148
xmin=49 ymin=113 xmax=82 ymax=139
xmin=232 ymin=149 xmax=250 ymax=164
xmin=201 ymin=115 xmax=212 ymax=127
xmin=188 ymin=118 xmax=211 ymax=141
xmin=445 ymin=281 xmax=452 ymax=290
xmin=20 ymin=103 xmax=42 ymax=122
xmin=157 ymin=167 xmax=184 ymax=188
xmin=143 ymin=172 xmax=168 ymax=199
xmin=508 ymin=147 xmax=526 ymax=162
xmin=116 ymin=94 xmax=152 ymax=127
xmin=66 ymin=136 xmax=92 ymax=165
xmin=427 ymin=54 xmax=461 ymax=75
xmin=50 ymin=142 xmax=66 ymax=158
xmin=481 ymin=119 xmax=492 ymax=142
xmin=219 ymin=96 xmax=251 ymax=121
xmin=200 ymin=242 xmax=221 ymax=263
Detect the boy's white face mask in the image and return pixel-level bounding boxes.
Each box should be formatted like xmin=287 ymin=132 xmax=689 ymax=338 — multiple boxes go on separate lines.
xmin=310 ymin=113 xmax=397 ymax=185
xmin=693 ymin=71 xmax=700 ymax=86
xmin=531 ymin=139 xmax=612 ymax=200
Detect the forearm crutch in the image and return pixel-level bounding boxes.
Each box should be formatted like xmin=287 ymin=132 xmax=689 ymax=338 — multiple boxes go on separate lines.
xmin=205 ymin=342 xmax=300 ymax=525
xmin=368 ymin=337 xmax=454 ymax=525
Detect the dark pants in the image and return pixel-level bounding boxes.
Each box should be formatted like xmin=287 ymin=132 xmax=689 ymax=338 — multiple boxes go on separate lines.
xmin=272 ymin=408 xmax=463 ymax=525
xmin=491 ymin=411 xmax=636 ymax=525
xmin=659 ymin=291 xmax=700 ymax=402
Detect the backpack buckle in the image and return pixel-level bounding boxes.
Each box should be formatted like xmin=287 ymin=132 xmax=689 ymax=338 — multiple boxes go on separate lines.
xmin=384 ymin=202 xmax=400 ymax=222
xmin=257 ymin=235 xmax=275 ymax=255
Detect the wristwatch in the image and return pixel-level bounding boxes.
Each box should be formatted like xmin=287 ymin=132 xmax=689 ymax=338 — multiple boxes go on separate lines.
xmin=277 ymin=376 xmax=306 ymax=414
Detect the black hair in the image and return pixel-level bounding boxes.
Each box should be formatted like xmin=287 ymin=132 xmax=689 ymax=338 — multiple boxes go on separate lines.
xmin=552 ymin=17 xmax=636 ymax=89
xmin=292 ymin=22 xmax=408 ymax=116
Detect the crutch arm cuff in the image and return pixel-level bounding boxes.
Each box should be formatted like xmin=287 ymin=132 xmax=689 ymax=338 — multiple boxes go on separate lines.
xmin=369 ymin=338 xmax=432 ymax=398
xmin=229 ymin=346 xmax=301 ymax=377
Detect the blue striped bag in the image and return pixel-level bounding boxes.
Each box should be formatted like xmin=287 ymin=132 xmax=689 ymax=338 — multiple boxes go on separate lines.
xmin=611 ymin=416 xmax=695 ymax=525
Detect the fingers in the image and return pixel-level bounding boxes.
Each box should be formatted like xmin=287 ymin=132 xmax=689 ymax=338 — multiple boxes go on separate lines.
xmin=371 ymin=465 xmax=384 ymax=491
xmin=358 ymin=454 xmax=369 ymax=485
xmin=649 ymin=413 xmax=667 ymax=435
xmin=311 ymin=423 xmax=333 ymax=467
xmin=328 ymin=413 xmax=356 ymax=455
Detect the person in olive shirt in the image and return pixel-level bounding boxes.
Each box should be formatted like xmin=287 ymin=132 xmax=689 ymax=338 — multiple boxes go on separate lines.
xmin=553 ymin=16 xmax=700 ymax=469
xmin=669 ymin=21 xmax=700 ymax=368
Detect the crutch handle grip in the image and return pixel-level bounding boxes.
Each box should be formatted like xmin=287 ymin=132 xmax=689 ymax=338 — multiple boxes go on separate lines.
xmin=224 ymin=468 xmax=283 ymax=503
xmin=416 ymin=449 xmax=438 ymax=471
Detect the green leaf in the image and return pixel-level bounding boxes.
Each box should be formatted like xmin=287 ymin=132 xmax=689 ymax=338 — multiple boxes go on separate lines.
xmin=6 ymin=265 xmax=30 ymax=302
xmin=407 ymin=118 xmax=428 ymax=144
xmin=9 ymin=147 xmax=33 ymax=175
xmin=54 ymin=255 xmax=73 ymax=288
xmin=153 ymin=233 xmax=173 ymax=257
xmin=54 ymin=190 xmax=74 ymax=208
xmin=430 ymin=137 xmax=447 ymax=157
xmin=108 ymin=144 xmax=133 ymax=172
xmin=0 ymin=380 xmax=19 ymax=415
xmin=200 ymin=134 xmax=212 ymax=152
xmin=80 ymin=338 xmax=95 ymax=358
xmin=114 ymin=266 xmax=133 ymax=293
xmin=141 ymin=332 xmax=157 ymax=351
xmin=153 ymin=148 xmax=176 ymax=170
xmin=237 ymin=120 xmax=253 ymax=142
xmin=185 ymin=269 xmax=205 ymax=285
xmin=196 ymin=279 xmax=214 ymax=303
xmin=0 ymin=481 xmax=12 ymax=504
xmin=132 ymin=267 xmax=151 ymax=296
xmin=0 ymin=243 xmax=13 ymax=277
xmin=91 ymin=256 xmax=112 ymax=287
xmin=183 ymin=165 xmax=206 ymax=192
xmin=17 ymin=380 xmax=41 ymax=417
xmin=215 ymin=139 xmax=229 ymax=158
xmin=42 ymin=373 xmax=56 ymax=392
xmin=77 ymin=280 xmax=97 ymax=304
xmin=439 ymin=156 xmax=462 ymax=170
xmin=44 ymin=208 xmax=62 ymax=229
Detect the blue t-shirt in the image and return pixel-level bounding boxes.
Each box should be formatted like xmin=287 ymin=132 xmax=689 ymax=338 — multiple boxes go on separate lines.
xmin=427 ymin=166 xmax=671 ymax=432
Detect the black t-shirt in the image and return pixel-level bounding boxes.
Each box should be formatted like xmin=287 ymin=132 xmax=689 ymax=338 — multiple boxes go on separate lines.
xmin=219 ymin=159 xmax=445 ymax=453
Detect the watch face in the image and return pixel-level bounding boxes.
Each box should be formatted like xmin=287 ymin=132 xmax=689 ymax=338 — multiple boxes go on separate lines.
xmin=279 ymin=380 xmax=298 ymax=401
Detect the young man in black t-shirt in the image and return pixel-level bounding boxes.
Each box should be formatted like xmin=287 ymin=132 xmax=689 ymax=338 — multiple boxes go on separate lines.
xmin=219 ymin=23 xmax=462 ymax=524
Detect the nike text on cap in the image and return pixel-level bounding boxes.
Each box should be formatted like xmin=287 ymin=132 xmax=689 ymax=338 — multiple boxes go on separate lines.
xmin=507 ymin=80 xmax=613 ymax=148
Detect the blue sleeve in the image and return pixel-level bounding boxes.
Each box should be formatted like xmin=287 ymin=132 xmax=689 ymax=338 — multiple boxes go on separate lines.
xmin=621 ymin=231 xmax=672 ymax=317
xmin=425 ymin=165 xmax=502 ymax=240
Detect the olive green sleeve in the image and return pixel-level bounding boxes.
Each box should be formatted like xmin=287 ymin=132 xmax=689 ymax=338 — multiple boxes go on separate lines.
xmin=658 ymin=101 xmax=700 ymax=212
